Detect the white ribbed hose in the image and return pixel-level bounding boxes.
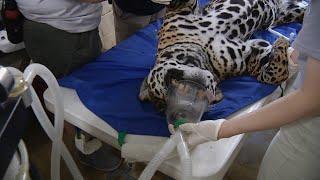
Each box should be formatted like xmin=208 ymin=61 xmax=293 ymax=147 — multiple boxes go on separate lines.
xmin=176 ymin=131 xmax=192 ymax=180
xmin=9 ymin=64 xmax=84 ymax=180
xmin=138 ymin=130 xmax=192 ymax=180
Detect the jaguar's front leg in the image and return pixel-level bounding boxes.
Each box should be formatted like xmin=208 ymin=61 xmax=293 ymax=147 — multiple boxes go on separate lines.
xmin=246 ymin=37 xmax=290 ymax=85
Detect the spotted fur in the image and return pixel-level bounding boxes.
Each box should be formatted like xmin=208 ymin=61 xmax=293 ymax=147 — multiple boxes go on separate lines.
xmin=140 ymin=0 xmax=307 ymax=111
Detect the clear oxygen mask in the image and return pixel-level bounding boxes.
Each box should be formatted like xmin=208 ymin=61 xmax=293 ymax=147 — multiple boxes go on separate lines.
xmin=166 ymin=80 xmax=209 ymax=126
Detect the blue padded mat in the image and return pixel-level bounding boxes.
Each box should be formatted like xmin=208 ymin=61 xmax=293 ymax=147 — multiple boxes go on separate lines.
xmin=59 ymin=19 xmax=301 ymax=137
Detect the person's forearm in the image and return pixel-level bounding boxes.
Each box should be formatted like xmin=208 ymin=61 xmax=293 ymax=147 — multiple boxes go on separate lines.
xmin=219 ymin=89 xmax=320 ymax=139
xmin=218 ymin=56 xmax=320 ymax=139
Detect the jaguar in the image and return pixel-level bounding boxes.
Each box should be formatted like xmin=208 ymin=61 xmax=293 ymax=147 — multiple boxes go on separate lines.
xmin=139 ymin=0 xmax=307 ymax=111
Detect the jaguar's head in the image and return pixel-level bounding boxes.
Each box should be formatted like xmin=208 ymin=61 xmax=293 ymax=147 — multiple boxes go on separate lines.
xmin=139 ymin=51 xmax=219 ymax=112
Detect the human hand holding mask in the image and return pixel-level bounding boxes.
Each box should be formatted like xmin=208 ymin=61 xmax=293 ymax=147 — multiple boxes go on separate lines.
xmin=178 ymin=119 xmax=225 ymax=146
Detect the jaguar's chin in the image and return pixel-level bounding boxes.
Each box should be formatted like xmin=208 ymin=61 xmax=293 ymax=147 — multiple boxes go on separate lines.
xmin=150 ymin=95 xmax=167 ymax=112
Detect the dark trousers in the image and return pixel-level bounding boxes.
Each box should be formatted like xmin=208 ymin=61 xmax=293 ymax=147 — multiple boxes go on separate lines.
xmin=23 ymin=19 xmax=102 ymax=78
xmin=23 ymin=20 xmax=102 ymax=140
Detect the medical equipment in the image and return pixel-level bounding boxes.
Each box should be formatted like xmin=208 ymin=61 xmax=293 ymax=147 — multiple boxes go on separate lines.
xmin=139 ymin=80 xmax=209 ymax=180
xmin=0 ymin=66 xmax=14 ymax=101
xmin=166 ymin=80 xmax=209 ymax=126
xmin=0 ymin=66 xmax=32 ymax=179
xmin=1 ymin=65 xmax=83 ymax=180
xmin=3 ymin=140 xmax=30 ymax=180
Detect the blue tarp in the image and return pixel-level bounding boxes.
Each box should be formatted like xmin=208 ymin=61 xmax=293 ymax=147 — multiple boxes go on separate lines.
xmin=59 ymin=16 xmax=301 ymax=137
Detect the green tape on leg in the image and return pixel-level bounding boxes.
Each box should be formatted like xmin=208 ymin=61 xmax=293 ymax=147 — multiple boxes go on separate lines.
xmin=174 ymin=118 xmax=187 ymax=129
xmin=118 ymin=132 xmax=127 ymax=146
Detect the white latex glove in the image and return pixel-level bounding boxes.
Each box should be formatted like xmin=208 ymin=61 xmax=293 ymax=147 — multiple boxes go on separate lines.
xmin=179 ymin=119 xmax=225 ymax=146
xmin=287 ymin=47 xmax=299 ymax=79
xmin=151 ymin=0 xmax=172 ymax=5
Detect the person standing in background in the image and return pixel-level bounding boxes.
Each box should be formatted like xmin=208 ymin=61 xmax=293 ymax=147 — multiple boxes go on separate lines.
xmin=16 ymin=0 xmax=104 ymax=78
xmin=15 ymin=0 xmax=112 ymax=171
xmin=112 ymin=0 xmax=171 ymax=43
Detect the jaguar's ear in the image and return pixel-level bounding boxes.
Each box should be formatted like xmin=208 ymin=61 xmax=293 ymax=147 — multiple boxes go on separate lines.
xmin=139 ymin=78 xmax=151 ymax=101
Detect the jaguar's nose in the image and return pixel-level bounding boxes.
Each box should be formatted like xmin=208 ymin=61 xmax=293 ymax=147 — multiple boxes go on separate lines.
xmin=164 ymin=68 xmax=185 ymax=87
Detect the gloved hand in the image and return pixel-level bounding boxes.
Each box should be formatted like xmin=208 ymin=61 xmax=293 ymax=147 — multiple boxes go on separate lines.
xmin=287 ymin=47 xmax=299 ymax=79
xmin=151 ymin=0 xmax=172 ymax=5
xmin=179 ymin=119 xmax=225 ymax=146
